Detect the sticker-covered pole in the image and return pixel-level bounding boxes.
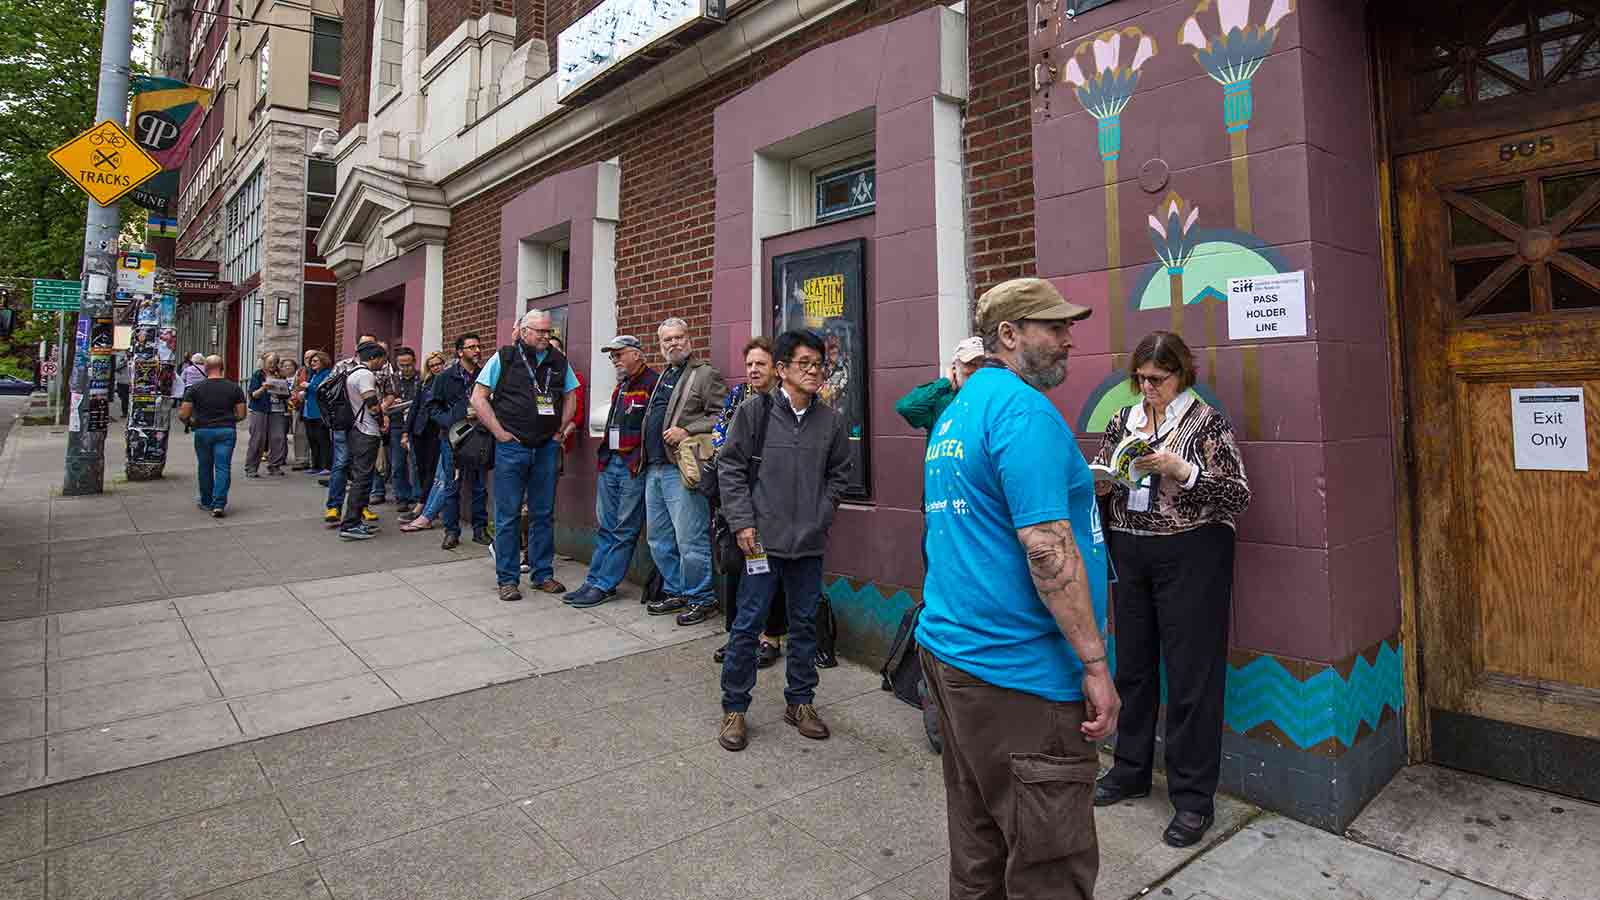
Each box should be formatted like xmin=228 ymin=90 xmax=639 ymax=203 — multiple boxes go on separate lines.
xmin=62 ymin=0 xmax=134 ymax=495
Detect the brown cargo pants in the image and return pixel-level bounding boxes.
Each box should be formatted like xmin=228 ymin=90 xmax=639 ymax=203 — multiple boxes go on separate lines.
xmin=920 ymin=648 xmax=1099 ymax=900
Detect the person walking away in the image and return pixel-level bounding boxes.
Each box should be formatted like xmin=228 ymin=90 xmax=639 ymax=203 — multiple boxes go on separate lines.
xmin=178 ymin=355 xmax=247 ymax=518
xmin=338 ymin=342 xmax=389 ymax=540
xmin=641 ymin=317 xmax=727 ymax=622
xmin=243 ymin=351 xmax=279 ymax=477
xmin=402 ymin=334 xmax=488 ymax=547
xmin=1091 ymin=330 xmax=1251 ymax=848
xmin=401 ymin=351 xmax=447 ymax=521
xmin=709 ymin=337 xmax=787 ymax=666
xmin=301 ymin=351 xmax=332 ymax=474
xmin=715 ymin=330 xmax=852 ymax=751
xmin=471 ymin=310 xmax=579 ymax=602
xmin=386 ymin=347 xmax=422 ymax=517
xmin=562 ymin=336 xmax=658 ymax=608
xmin=916 ymin=277 xmax=1118 ymax=900
xmin=172 ymin=353 xmax=207 ymax=424
xmin=261 ymin=358 xmax=295 ymax=475
xmin=114 ymin=353 xmax=131 ymax=418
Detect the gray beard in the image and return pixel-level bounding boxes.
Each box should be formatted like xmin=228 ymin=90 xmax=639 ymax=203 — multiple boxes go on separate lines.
xmin=1017 ymin=346 xmax=1067 ymax=391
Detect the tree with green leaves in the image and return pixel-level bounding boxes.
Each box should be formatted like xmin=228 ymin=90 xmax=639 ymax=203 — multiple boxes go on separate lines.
xmin=0 ymin=0 xmax=146 ymax=382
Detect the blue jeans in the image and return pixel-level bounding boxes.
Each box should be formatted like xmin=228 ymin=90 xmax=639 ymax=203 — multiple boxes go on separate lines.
xmin=585 ymin=456 xmax=647 ymax=592
xmin=192 ymin=426 xmax=237 ymax=511
xmin=644 ymin=463 xmax=714 ymax=605
xmin=492 ymin=440 xmax=559 ymax=586
xmin=721 ymin=555 xmax=823 ymax=713
xmin=387 ymin=432 xmax=416 ymax=504
xmin=421 ymin=440 xmax=487 ymax=535
xmin=324 ymin=429 xmax=349 ymax=509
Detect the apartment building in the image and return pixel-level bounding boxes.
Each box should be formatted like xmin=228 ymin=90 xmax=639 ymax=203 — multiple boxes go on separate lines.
xmin=161 ymin=0 xmax=345 ymax=374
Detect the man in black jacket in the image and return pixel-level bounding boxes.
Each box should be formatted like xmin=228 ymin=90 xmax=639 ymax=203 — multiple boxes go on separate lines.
xmin=401 ymin=333 xmax=488 ymax=548
xmin=715 ymin=330 xmax=851 ymax=752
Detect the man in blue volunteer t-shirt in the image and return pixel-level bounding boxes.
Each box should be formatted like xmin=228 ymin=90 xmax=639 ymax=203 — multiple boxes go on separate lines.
xmin=917 ymin=277 xmax=1119 ymax=900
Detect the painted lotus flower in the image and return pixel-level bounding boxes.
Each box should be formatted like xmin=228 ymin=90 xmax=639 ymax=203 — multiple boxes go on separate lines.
xmin=1060 ymin=27 xmax=1158 ymax=159
xmin=1149 ymin=192 xmax=1201 ymax=272
xmin=1061 ymin=27 xmax=1159 ymax=119
xmin=1180 ymin=0 xmax=1294 ymax=86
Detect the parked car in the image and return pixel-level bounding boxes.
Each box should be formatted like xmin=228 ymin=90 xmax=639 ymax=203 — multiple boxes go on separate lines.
xmin=0 ymin=376 xmax=35 ymax=395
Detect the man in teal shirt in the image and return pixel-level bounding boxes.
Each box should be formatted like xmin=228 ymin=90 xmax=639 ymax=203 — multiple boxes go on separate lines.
xmin=917 ymin=278 xmax=1119 ymax=900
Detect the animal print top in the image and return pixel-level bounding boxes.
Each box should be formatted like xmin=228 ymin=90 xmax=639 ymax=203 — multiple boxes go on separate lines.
xmin=1092 ymin=398 xmax=1251 ymax=535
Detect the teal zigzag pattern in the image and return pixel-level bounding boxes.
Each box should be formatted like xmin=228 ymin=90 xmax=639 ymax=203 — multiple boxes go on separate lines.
xmin=1223 ymin=641 xmax=1405 ymax=750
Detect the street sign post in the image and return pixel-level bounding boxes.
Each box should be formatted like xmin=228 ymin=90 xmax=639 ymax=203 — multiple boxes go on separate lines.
xmin=32 ymin=279 xmax=82 ymax=311
xmin=40 ymin=361 xmax=59 ymax=378
xmin=46 ymin=120 xmax=161 ymax=207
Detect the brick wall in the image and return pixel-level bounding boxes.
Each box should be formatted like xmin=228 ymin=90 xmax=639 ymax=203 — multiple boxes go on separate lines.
xmin=443 ymin=0 xmax=966 ymax=360
xmin=428 ymin=0 xmax=517 ymax=54
xmin=341 ymin=0 xmax=373 ymax=132
xmin=333 ymin=283 xmax=346 ymax=355
xmin=516 ymin=0 xmax=545 ymax=48
xmin=964 ymin=0 xmax=1037 ymax=297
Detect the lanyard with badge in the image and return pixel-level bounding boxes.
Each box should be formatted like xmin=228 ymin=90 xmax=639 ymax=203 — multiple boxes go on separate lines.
xmin=606 ymin=376 xmax=629 ymax=451
xmin=516 ymin=344 xmax=557 ymax=417
xmin=1123 ymin=401 xmax=1193 ymax=512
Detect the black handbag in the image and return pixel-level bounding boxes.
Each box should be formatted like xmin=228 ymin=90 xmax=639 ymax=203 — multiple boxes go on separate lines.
xmin=449 ymin=421 xmax=496 ymax=471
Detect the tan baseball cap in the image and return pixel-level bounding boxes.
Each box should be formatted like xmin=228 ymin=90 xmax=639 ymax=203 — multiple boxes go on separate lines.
xmin=952 ymin=336 xmax=986 ymax=363
xmin=974 ymin=278 xmax=1091 ymax=331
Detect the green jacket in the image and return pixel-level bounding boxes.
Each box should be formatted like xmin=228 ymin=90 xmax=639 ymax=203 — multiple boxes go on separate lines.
xmin=895 ymin=378 xmax=957 ymax=432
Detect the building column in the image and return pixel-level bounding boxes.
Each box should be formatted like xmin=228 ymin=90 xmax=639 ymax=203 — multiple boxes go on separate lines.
xmin=423 ymin=241 xmax=444 ymax=353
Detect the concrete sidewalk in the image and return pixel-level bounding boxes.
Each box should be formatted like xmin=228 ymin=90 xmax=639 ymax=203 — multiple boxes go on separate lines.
xmin=0 ymin=422 xmax=490 ymax=621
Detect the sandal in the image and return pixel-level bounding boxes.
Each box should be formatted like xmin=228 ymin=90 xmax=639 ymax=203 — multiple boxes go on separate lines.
xmin=399 ymin=517 xmax=434 ymax=532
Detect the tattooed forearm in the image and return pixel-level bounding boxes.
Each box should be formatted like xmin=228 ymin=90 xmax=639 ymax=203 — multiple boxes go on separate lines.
xmin=1016 ymin=521 xmax=1107 ymax=669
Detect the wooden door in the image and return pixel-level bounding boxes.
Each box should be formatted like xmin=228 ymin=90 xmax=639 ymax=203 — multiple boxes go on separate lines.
xmin=1397 ymin=116 xmax=1600 ymax=799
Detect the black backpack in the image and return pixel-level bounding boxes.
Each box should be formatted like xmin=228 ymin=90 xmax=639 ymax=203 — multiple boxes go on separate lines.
xmin=880 ymin=602 xmax=942 ymax=753
xmin=315 ymin=367 xmax=356 ymax=431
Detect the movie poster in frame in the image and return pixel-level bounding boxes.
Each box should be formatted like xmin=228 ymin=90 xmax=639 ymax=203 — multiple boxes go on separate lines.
xmin=771 ymin=239 xmax=869 ymax=499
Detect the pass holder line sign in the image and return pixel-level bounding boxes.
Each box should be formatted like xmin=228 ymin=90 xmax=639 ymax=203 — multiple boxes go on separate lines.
xmin=47 ymin=120 xmax=162 ymax=207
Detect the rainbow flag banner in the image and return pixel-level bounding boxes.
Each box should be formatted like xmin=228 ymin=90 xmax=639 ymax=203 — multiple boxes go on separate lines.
xmin=129 ymin=76 xmax=212 ymax=213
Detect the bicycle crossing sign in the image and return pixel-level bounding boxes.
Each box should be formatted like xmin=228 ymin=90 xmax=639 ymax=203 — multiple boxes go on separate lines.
xmin=47 ymin=120 xmax=162 ymax=206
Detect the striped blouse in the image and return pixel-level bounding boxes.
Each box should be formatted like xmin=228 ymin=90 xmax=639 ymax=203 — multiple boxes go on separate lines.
xmin=1092 ymin=395 xmax=1251 ymax=535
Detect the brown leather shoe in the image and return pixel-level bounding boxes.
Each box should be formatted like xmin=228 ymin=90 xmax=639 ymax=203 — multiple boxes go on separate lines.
xmin=498 ymin=583 xmax=523 ymax=602
xmin=533 ymin=578 xmax=566 ymax=594
xmin=785 ymin=704 xmax=830 ymax=740
xmin=718 ymin=712 xmax=748 ymax=751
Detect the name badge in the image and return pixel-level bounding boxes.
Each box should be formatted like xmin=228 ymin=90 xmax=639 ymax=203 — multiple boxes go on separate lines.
xmin=536 ymin=394 xmax=556 ymax=416
xmin=745 ymin=543 xmax=771 ymax=576
xmin=608 ymin=427 xmax=621 ymax=450
xmin=1127 ymin=485 xmax=1151 ymax=513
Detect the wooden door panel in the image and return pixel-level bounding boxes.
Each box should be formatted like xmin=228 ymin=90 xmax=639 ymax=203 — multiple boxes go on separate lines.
xmin=1466 ymin=376 xmax=1600 ymax=688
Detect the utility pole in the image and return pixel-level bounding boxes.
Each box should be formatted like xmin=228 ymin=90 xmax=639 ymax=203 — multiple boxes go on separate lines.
xmin=62 ymin=0 xmax=135 ymax=495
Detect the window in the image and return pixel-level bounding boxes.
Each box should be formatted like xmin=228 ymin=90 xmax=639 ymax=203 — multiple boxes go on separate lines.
xmin=1445 ymin=169 xmax=1600 ymax=317
xmin=1409 ymin=1 xmax=1600 ymax=113
xmin=256 ymin=40 xmax=270 ymax=109
xmin=312 ymin=18 xmax=342 ymax=76
xmin=815 ymin=160 xmax=876 ymax=224
xmin=306 ymin=159 xmax=337 ymax=264
xmin=310 ymin=83 xmax=341 ymax=110
xmin=225 ymin=166 xmax=265 ymax=285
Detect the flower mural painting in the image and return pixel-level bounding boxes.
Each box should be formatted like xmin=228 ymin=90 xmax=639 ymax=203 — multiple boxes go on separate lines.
xmin=1057 ymin=26 xmax=1158 ymax=359
xmin=1149 ymin=192 xmax=1201 ymax=332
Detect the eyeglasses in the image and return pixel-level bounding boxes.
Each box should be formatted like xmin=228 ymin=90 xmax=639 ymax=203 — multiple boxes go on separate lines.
xmin=1133 ymin=372 xmax=1173 ymax=387
xmin=461 ymin=344 xmax=481 ymax=352
xmin=784 ymin=359 xmax=824 ymax=373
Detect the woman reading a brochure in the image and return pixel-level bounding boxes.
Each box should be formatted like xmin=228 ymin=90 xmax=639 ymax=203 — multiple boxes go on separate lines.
xmin=1086 ymin=330 xmax=1251 ymax=851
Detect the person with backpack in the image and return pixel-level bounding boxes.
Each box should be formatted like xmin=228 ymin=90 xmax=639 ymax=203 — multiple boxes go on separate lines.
xmin=471 ymin=309 xmax=580 ymax=602
xmin=401 ymin=333 xmax=489 ymax=547
xmin=562 ymin=335 xmax=658 ymax=609
xmin=715 ymin=330 xmax=852 ymax=753
xmin=708 ymin=336 xmax=787 ymax=667
xmin=320 ymin=334 xmax=382 ymax=528
xmin=335 ymin=341 xmax=390 ymax=540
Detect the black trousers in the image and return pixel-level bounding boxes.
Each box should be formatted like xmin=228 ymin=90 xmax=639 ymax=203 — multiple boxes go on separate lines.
xmin=341 ymin=430 xmax=383 ymax=528
xmin=412 ymin=428 xmax=440 ymax=507
xmin=1102 ymin=524 xmax=1235 ymax=816
xmin=305 ymin=419 xmax=333 ymax=470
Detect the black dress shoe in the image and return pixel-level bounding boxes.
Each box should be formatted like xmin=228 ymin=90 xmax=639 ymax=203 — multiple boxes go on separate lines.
xmin=647 ymin=595 xmax=688 ymax=616
xmin=675 ymin=604 xmax=717 ymax=626
xmin=441 ymin=533 xmax=460 ymax=550
xmin=1093 ymin=779 xmax=1151 ymax=807
xmin=1163 ymin=811 xmax=1215 ymax=848
xmin=471 ymin=528 xmax=492 ymax=546
xmin=756 ymin=640 xmax=781 ymax=668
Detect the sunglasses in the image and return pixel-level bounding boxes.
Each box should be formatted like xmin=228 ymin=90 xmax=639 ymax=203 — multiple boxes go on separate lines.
xmin=1133 ymin=372 xmax=1174 ymax=387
